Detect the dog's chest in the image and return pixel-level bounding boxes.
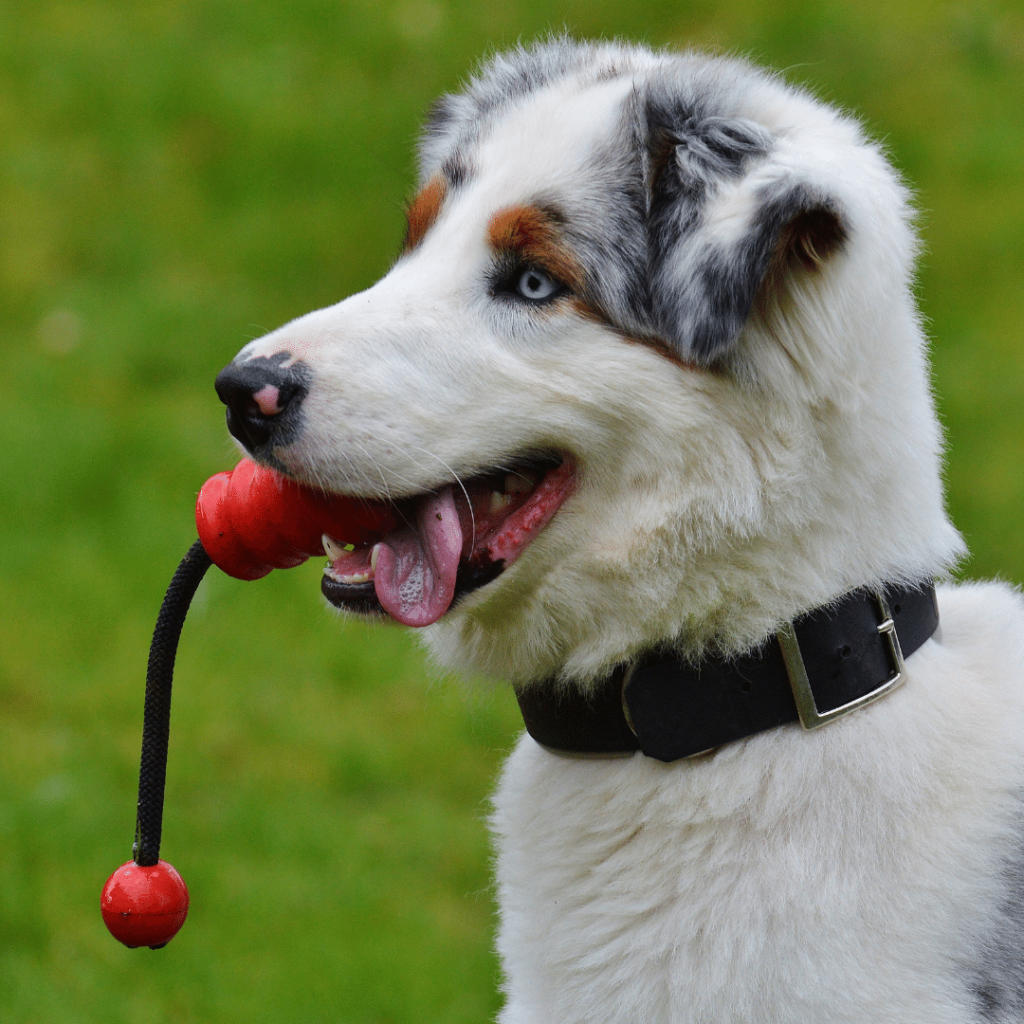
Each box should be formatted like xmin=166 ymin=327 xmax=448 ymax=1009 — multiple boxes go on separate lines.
xmin=490 ymin=593 xmax=1024 ymax=1024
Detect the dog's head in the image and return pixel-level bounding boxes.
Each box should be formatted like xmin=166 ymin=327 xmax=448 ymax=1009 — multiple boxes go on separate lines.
xmin=215 ymin=39 xmax=963 ymax=685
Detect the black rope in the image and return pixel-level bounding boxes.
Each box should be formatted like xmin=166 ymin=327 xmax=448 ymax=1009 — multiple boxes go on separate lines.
xmin=134 ymin=540 xmax=212 ymax=867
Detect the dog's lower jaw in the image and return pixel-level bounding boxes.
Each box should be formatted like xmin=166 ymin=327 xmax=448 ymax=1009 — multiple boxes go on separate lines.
xmin=490 ymin=584 xmax=1024 ymax=1024
xmin=319 ymin=456 xmax=576 ymax=627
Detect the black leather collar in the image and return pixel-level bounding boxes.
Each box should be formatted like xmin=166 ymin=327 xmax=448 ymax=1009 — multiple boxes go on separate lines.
xmin=514 ymin=582 xmax=939 ymax=762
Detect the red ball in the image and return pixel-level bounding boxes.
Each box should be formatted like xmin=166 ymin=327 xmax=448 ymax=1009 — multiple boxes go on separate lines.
xmin=101 ymin=860 xmax=190 ymax=949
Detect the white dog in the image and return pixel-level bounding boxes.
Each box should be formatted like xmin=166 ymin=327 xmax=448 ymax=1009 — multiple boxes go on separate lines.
xmin=213 ymin=39 xmax=1024 ymax=1023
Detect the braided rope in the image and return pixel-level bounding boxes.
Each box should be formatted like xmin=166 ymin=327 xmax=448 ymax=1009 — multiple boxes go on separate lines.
xmin=134 ymin=540 xmax=212 ymax=866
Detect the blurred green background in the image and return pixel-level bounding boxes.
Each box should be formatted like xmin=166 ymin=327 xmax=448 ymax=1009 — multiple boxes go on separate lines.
xmin=1 ymin=0 xmax=1021 ymax=1020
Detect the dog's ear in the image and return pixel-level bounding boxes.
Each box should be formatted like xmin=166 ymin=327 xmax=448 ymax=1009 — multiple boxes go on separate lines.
xmin=646 ymin=116 xmax=847 ymax=363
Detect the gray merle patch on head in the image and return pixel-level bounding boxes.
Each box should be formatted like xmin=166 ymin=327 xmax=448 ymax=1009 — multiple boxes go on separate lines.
xmin=559 ymin=84 xmax=841 ymax=362
xmin=672 ymin=117 xmax=774 ymax=184
xmin=462 ymin=38 xmax=636 ymax=117
xmin=650 ymin=178 xmax=847 ymax=363
xmin=641 ymin=89 xmax=788 ymax=362
xmin=441 ymin=155 xmax=471 ymax=189
xmin=544 ymin=120 xmax=652 ymax=334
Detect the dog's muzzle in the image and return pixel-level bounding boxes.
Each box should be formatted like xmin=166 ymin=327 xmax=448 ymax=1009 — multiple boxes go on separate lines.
xmin=215 ymin=352 xmax=310 ymax=455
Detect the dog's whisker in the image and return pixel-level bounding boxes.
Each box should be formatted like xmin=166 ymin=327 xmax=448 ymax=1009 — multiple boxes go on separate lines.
xmin=349 ymin=439 xmax=396 ymax=502
xmin=405 ymin=444 xmax=477 ymax=555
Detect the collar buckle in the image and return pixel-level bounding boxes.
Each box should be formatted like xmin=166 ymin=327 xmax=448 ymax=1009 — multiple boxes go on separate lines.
xmin=778 ymin=592 xmax=908 ymax=731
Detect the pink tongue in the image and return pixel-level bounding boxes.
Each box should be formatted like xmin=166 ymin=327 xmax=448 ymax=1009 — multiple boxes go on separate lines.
xmin=373 ymin=486 xmax=463 ymax=627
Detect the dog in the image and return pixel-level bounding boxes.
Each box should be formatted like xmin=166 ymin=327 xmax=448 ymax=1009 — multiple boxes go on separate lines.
xmin=212 ymin=38 xmax=1024 ymax=1023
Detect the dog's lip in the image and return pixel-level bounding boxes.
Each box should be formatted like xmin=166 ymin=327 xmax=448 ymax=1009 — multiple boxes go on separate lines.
xmin=320 ymin=454 xmax=576 ymax=620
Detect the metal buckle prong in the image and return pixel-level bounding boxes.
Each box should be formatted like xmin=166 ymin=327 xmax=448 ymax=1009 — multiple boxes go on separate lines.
xmin=778 ymin=592 xmax=908 ymax=731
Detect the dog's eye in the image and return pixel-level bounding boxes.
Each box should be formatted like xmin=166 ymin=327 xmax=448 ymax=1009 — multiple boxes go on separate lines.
xmin=514 ymin=267 xmax=561 ymax=303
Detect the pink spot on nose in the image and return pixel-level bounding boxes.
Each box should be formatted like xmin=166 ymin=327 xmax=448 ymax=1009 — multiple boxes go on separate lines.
xmin=252 ymin=385 xmax=282 ymax=416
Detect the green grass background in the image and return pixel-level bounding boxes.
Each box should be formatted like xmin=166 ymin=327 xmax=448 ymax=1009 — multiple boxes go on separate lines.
xmin=1 ymin=1 xmax=1021 ymax=1021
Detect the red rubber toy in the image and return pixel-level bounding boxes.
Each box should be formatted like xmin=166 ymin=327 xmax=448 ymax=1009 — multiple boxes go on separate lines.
xmin=195 ymin=458 xmax=395 ymax=580
xmin=105 ymin=457 xmax=393 ymax=950
xmin=101 ymin=860 xmax=190 ymax=949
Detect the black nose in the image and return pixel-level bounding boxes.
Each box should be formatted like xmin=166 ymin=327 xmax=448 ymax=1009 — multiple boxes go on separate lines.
xmin=214 ymin=352 xmax=309 ymax=453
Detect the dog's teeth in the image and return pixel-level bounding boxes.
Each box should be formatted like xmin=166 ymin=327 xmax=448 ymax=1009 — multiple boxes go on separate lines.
xmin=338 ymin=572 xmax=370 ymax=584
xmin=490 ymin=490 xmax=513 ymax=513
xmin=504 ymin=472 xmax=537 ymax=495
xmin=322 ymin=533 xmax=345 ymax=562
xmin=370 ymin=543 xmax=380 ymax=572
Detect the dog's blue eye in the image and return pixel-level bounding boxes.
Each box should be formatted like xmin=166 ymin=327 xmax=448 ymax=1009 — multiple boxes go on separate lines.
xmin=515 ymin=267 xmax=560 ymax=302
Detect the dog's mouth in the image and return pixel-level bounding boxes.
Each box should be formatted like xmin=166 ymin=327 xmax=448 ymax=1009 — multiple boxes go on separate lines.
xmin=320 ymin=455 xmax=576 ymax=627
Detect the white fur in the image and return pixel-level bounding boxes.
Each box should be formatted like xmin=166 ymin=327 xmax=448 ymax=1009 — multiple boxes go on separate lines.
xmin=227 ymin=40 xmax=1024 ymax=1022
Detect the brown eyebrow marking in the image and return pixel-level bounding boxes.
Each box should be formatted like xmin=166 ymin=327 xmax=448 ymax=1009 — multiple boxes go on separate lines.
xmin=402 ymin=175 xmax=447 ymax=253
xmin=486 ymin=204 xmax=586 ymax=293
xmin=570 ymin=298 xmax=698 ymax=372
xmin=622 ymin=332 xmax=700 ymax=372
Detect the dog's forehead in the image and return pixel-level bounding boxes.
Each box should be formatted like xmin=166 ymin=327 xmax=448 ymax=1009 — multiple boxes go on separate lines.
xmin=466 ymin=75 xmax=636 ymax=199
